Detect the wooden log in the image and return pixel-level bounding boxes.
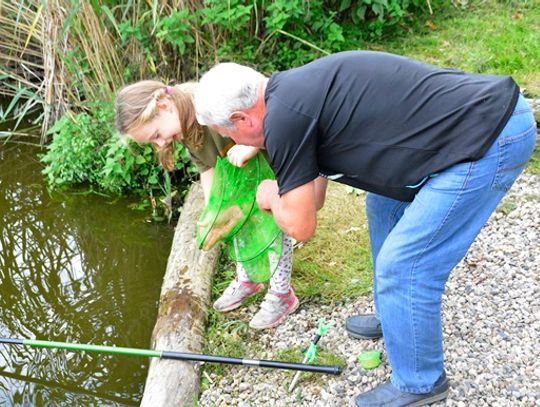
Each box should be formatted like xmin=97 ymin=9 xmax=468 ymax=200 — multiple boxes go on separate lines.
xmin=141 ymin=183 xmax=220 ymax=407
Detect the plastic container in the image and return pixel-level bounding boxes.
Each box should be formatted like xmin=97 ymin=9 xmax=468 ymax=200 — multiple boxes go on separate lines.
xmin=358 ymin=351 xmax=382 ymax=369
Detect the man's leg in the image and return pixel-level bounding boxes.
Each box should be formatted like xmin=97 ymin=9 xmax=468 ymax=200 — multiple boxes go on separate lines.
xmin=346 ymin=194 xmax=408 ymax=338
xmin=375 ymin=97 xmax=537 ymax=393
xmin=351 ymin=94 xmax=536 ymax=406
xmin=366 ymin=193 xmax=410 ymax=310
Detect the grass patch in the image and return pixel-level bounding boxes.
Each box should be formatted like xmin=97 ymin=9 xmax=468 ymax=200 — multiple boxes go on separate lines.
xmin=202 ymin=183 xmax=371 ymax=383
xmin=293 ymin=183 xmax=372 ymax=303
xmin=208 ymin=183 xmax=373 ymax=312
xmin=274 ymin=346 xmax=346 ymax=384
xmin=201 ymin=0 xmax=539 ymax=388
xmin=368 ymin=0 xmax=540 ymax=96
xmin=496 ymin=200 xmax=518 ymax=215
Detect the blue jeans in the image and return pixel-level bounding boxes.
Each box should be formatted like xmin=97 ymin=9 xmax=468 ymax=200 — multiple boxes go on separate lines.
xmin=365 ymin=94 xmax=537 ymax=393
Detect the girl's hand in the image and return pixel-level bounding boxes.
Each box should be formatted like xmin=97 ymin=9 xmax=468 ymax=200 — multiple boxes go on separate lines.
xmin=227 ymin=145 xmax=259 ymax=167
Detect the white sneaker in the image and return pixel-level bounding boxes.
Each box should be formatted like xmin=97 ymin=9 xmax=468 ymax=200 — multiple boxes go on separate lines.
xmin=213 ymin=279 xmax=265 ymax=312
xmin=249 ymin=288 xmax=299 ymax=330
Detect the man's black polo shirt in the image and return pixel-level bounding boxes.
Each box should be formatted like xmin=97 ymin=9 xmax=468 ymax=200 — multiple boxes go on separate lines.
xmin=263 ymin=51 xmax=519 ymax=201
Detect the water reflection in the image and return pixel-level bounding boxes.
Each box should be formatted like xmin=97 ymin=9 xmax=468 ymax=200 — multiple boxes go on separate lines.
xmin=0 ymin=143 xmax=174 ymax=406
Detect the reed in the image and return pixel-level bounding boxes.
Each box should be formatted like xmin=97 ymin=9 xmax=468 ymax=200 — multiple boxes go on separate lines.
xmin=0 ymin=0 xmax=215 ymax=141
xmin=0 ymin=1 xmax=121 ymax=141
xmin=1 ymin=0 xmax=440 ymax=143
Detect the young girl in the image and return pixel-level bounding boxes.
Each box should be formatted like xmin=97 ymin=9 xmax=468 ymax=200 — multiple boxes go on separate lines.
xmin=115 ymin=80 xmax=298 ymax=329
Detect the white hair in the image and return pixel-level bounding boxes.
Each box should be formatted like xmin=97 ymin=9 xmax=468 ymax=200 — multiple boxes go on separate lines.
xmin=195 ymin=62 xmax=265 ymax=127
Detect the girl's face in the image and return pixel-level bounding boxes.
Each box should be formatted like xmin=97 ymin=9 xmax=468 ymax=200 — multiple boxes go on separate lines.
xmin=129 ymin=98 xmax=182 ymax=148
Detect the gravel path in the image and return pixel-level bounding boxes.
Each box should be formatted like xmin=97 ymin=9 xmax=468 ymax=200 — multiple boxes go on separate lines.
xmin=200 ymin=172 xmax=540 ymax=407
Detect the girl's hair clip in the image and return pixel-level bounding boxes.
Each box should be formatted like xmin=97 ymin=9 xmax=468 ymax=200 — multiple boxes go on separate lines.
xmin=165 ymin=86 xmax=173 ymax=95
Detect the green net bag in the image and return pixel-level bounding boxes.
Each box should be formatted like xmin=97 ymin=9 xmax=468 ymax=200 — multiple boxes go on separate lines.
xmin=196 ymin=153 xmax=283 ymax=282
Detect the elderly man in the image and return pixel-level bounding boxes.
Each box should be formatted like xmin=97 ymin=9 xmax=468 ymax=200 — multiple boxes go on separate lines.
xmin=194 ymin=51 xmax=536 ymax=406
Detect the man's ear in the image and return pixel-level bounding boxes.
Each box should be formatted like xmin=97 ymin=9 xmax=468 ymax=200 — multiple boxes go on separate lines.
xmin=229 ymin=111 xmax=250 ymax=127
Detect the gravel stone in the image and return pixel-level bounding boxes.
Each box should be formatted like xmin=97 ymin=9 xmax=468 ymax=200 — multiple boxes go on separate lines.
xmin=200 ymin=173 xmax=540 ymax=406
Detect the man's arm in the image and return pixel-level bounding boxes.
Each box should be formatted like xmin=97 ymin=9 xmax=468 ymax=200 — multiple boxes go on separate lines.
xmin=314 ymin=176 xmax=328 ymax=210
xmin=256 ymin=177 xmax=328 ymax=241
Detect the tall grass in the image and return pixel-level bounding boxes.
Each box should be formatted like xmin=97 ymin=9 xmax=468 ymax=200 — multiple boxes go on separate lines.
xmin=0 ymin=0 xmax=212 ymax=141
xmin=0 ymin=1 xmax=46 ymax=137
xmin=1 ymin=0 xmax=441 ymax=141
xmin=0 ymin=1 xmax=124 ymax=141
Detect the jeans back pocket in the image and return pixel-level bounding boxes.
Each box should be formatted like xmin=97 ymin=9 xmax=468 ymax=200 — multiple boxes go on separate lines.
xmin=491 ymin=125 xmax=537 ymax=192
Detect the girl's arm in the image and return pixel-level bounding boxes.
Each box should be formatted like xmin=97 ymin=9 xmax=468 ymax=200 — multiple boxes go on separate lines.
xmin=199 ymin=167 xmax=215 ymax=204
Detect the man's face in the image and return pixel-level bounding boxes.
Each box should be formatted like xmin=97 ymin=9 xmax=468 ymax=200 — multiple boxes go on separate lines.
xmin=210 ymin=120 xmax=265 ymax=148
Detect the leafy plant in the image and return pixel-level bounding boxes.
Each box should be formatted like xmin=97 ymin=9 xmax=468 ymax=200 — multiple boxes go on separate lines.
xmin=156 ymin=10 xmax=196 ymax=55
xmin=40 ymin=102 xmax=194 ymax=220
xmin=12 ymin=0 xmax=537 ymax=222
xmin=41 ymin=110 xmax=109 ymax=186
xmin=201 ymin=0 xmax=254 ymax=31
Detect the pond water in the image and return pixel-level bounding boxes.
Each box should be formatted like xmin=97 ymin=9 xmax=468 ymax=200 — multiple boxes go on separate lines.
xmin=0 ymin=134 xmax=174 ymax=405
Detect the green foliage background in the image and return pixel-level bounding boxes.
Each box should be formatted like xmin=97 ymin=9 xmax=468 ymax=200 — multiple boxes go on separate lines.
xmin=30 ymin=0 xmax=439 ymax=215
xmin=3 ymin=0 xmax=538 ymax=216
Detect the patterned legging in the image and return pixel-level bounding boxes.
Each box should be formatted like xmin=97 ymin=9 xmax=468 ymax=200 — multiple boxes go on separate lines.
xmin=236 ymin=233 xmax=294 ymax=294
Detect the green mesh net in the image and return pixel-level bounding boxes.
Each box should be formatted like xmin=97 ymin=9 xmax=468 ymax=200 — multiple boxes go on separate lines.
xmin=196 ymin=153 xmax=283 ymax=282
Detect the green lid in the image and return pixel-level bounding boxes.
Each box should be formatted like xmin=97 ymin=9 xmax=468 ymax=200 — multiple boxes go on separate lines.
xmin=358 ymin=351 xmax=382 ymax=369
xmin=196 ymin=153 xmax=283 ymax=282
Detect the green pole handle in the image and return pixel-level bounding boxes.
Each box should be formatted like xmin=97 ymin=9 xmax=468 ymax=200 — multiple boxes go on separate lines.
xmin=1 ymin=338 xmax=341 ymax=375
xmin=24 ymin=339 xmax=162 ymax=358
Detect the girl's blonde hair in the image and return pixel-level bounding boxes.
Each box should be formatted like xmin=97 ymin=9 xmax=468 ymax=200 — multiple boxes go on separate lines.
xmin=115 ymin=80 xmax=203 ymax=171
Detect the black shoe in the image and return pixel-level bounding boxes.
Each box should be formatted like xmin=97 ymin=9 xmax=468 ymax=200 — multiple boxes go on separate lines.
xmin=345 ymin=314 xmax=382 ymax=339
xmin=350 ymin=372 xmax=449 ymax=407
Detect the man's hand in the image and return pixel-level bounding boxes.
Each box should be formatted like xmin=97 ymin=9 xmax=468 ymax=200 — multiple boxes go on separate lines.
xmin=227 ymin=145 xmax=259 ymax=167
xmin=256 ymin=179 xmax=279 ymax=213
xmin=256 ymin=179 xmax=320 ymax=241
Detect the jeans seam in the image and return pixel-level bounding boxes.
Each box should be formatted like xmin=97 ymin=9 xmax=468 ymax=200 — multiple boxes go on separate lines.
xmin=511 ymin=108 xmax=532 ymax=116
xmin=389 ymin=201 xmax=407 ymax=230
xmin=498 ymin=124 xmax=537 ymax=145
xmin=409 ymin=161 xmax=474 ymax=381
xmin=492 ymin=136 xmax=506 ymax=189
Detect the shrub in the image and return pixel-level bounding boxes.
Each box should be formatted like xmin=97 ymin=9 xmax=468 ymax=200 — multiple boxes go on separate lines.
xmin=40 ymin=103 xmax=193 ymax=204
